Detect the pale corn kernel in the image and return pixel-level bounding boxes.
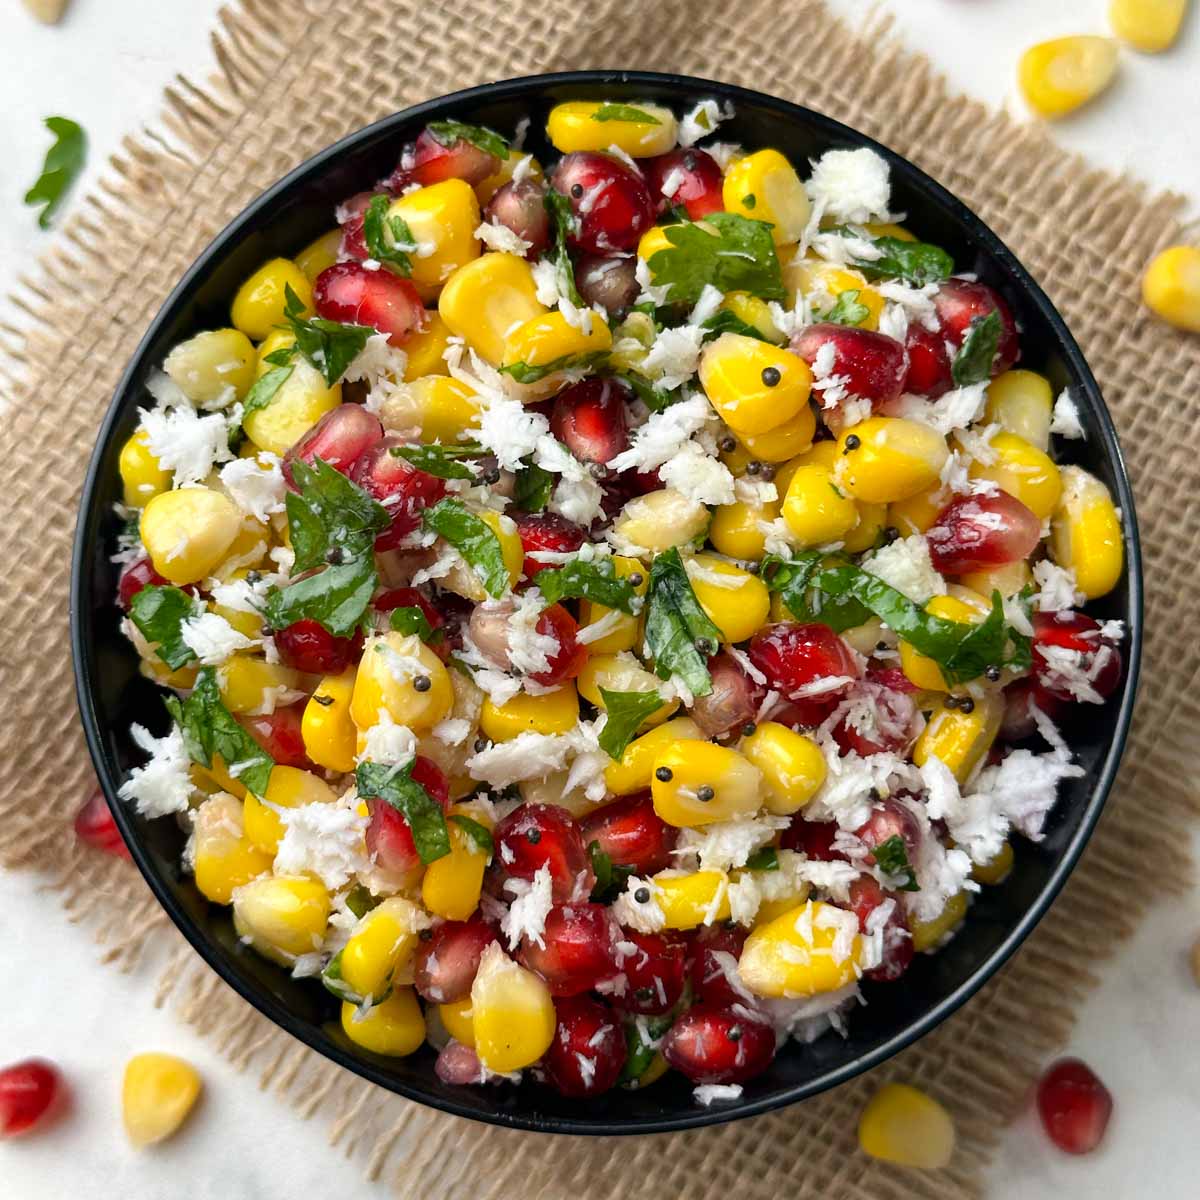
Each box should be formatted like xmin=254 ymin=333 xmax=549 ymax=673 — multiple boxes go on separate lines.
xmin=350 ymin=633 xmax=454 ymax=734
xmin=899 ymin=593 xmax=988 ymax=693
xmin=140 ymin=487 xmax=242 ymax=584
xmin=604 ymin=717 xmax=705 ymax=795
xmin=1110 ymin=0 xmax=1188 ymax=52
xmin=722 ymin=149 xmax=811 ymax=244
xmin=475 ymin=149 xmax=544 ymax=205
xmin=612 ymin=488 xmax=710 ymax=555
xmin=122 ymin=1053 xmax=202 ymax=1148
xmin=577 ymin=555 xmax=648 ymax=653
xmin=888 ymin=484 xmax=944 ymax=536
xmin=709 ymin=496 xmax=780 ymax=562
xmin=910 ymin=891 xmax=970 ymax=953
xmin=546 ymin=100 xmax=678 ymax=157
xmin=650 ymin=740 xmax=763 ymax=827
xmin=231 ymin=874 xmax=331 ymax=965
xmin=1018 ymin=37 xmax=1119 ymax=120
xmin=439 ymin=997 xmax=476 ymax=1046
xmin=733 ymin=406 xmax=816 ymax=463
xmin=217 ymin=656 xmax=303 ymax=716
xmin=858 ymin=1082 xmax=956 ymax=1169
xmin=242 ymin=765 xmax=336 ymax=854
xmin=243 ymin=334 xmax=341 ymax=455
xmin=959 ymin=559 xmax=1032 ymax=600
xmin=912 ymin=692 xmax=1003 ymax=784
xmin=422 ymin=802 xmax=493 ymax=920
xmin=438 ymin=252 xmax=547 ymax=364
xmin=118 ymin=430 xmax=172 ymax=509
xmin=686 ymin=554 xmax=770 ymax=643
xmin=294 ymin=229 xmax=342 ymax=284
xmin=654 ymin=869 xmax=733 ymax=929
xmin=971 ymin=840 xmax=1014 ymax=885
xmin=340 ymin=987 xmax=426 ymax=1057
xmin=984 ymin=370 xmax=1054 ymax=451
xmin=577 ymin=655 xmax=677 ymax=726
xmin=471 ymin=943 xmax=556 ymax=1073
xmin=738 ymin=901 xmax=862 ymax=997
xmin=480 ymin=686 xmax=581 ymax=741
xmin=518 ymin=770 xmax=604 ymax=819
xmin=781 ymin=463 xmax=859 ymax=547
xmin=1050 ymin=465 xmax=1124 ymax=600
xmin=387 ymin=180 xmax=482 ymax=302
xmin=842 ymin=501 xmax=889 ymax=554
xmin=339 ymin=897 xmax=428 ymax=1002
xmin=164 ymin=329 xmax=257 ymax=407
xmin=192 ymin=792 xmax=272 ymax=905
xmin=301 ymin=667 xmax=358 ymax=773
xmin=739 ymin=722 xmax=826 ymax=815
xmin=967 ymin=431 xmax=1062 ymax=519
xmin=501 ymin=309 xmax=612 ymax=370
xmin=1142 ymin=245 xmax=1200 ymax=333
xmin=835 ymin=417 xmax=949 ymax=504
xmin=231 ymin=257 xmax=312 ymax=341
xmin=698 ymin=333 xmax=813 ymax=436
xmin=403 ymin=311 xmax=453 ymax=379
xmin=384 ymin=375 xmax=480 ymax=444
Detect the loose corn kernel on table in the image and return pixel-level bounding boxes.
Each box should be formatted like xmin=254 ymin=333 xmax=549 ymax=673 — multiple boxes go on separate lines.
xmin=1 ymin=0 xmax=1198 ymax=1197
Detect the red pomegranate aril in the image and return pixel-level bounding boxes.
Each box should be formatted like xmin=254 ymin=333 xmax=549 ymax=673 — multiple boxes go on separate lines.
xmin=74 ymin=788 xmax=131 ymax=859
xmin=338 ymin=214 xmax=369 ymax=263
xmin=518 ymin=902 xmax=621 ymax=996
xmin=689 ymin=924 xmax=752 ymax=1007
xmin=926 ymin=492 xmax=1042 ymax=575
xmin=690 ymin=651 xmax=767 ymax=739
xmin=313 ymin=262 xmax=428 ymax=346
xmin=483 ymin=180 xmax=550 ymax=258
xmin=748 ymin=622 xmax=861 ymax=724
xmin=642 ymin=148 xmax=724 ymax=220
xmin=932 ymin=279 xmax=1020 ymax=377
xmin=661 ymin=1004 xmax=775 ymax=1085
xmin=902 ymin=324 xmax=953 ymax=398
xmin=549 ymin=377 xmax=632 ymax=465
xmin=832 ymin=681 xmax=918 ymax=757
xmin=494 ymin=804 xmax=594 ymax=902
xmin=780 ymin=816 xmax=844 ymax=860
xmin=434 ymin=1041 xmax=486 ymax=1086
xmin=854 ymin=798 xmax=922 ymax=864
xmin=281 ymin=403 xmax=383 ymax=489
xmin=238 ymin=703 xmax=314 ymax=770
xmin=580 ymin=792 xmax=677 ymax=876
xmin=413 ymin=916 xmax=498 ymax=1004
xmin=549 ymin=152 xmax=655 ymax=255
xmin=1032 ymin=611 xmax=1122 ymax=703
xmin=575 ymin=254 xmax=639 ymax=314
xmin=1000 ymin=677 xmax=1064 ymax=741
xmin=351 ymin=435 xmax=447 ymax=549
xmin=409 ymin=127 xmax=500 ymax=187
xmin=790 ymin=323 xmax=908 ymax=413
xmin=846 ymin=876 xmax=914 ymax=983
xmin=1036 ymin=1058 xmax=1113 ymax=1155
xmin=117 ymin=557 xmax=170 ymax=610
xmin=365 ymin=755 xmax=450 ymax=879
xmin=273 ymin=618 xmax=362 ymax=674
xmin=543 ymin=995 xmax=627 ymax=1097
xmin=512 ymin=511 xmax=586 ymax=579
xmin=0 ymin=1058 xmax=66 ymax=1137
xmin=615 ymin=930 xmax=688 ymax=1015
xmin=528 ymin=603 xmax=588 ymax=688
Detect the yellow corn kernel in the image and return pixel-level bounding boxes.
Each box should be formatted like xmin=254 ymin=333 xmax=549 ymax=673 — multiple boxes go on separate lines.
xmin=911 ymin=891 xmax=970 ymax=953
xmin=789 ymin=261 xmax=885 ymax=331
xmin=578 ymin=655 xmax=677 ymax=727
xmin=340 ymin=987 xmax=426 ymax=1057
xmin=439 ymin=510 xmax=524 ymax=602
xmin=739 ymin=722 xmax=826 ymax=815
xmin=709 ymin=496 xmax=780 ymax=562
xmin=686 ymin=553 xmax=770 ymax=643
xmin=211 ymin=571 xmax=264 ymax=639
xmin=192 ymin=793 xmax=271 ymax=905
xmin=912 ymin=692 xmax=1004 ymax=784
xmin=1051 ymin=466 xmax=1124 ymax=600
xmin=518 ymin=770 xmax=604 ymax=819
xmin=243 ymin=333 xmax=341 ymax=455
xmin=899 ymin=593 xmax=988 ymax=693
xmin=699 ymin=333 xmax=813 ymax=436
xmin=480 ymin=686 xmax=581 ymax=741
xmin=843 ymin=501 xmax=889 ymax=555
xmin=140 ymin=486 xmax=242 ymax=584
xmin=604 ymin=717 xmax=705 ymax=795
xmin=971 ymin=840 xmax=1014 ymax=885
xmin=242 ymin=765 xmax=336 ymax=854
xmin=422 ymin=802 xmax=493 ymax=920
xmin=1110 ymin=0 xmax=1187 ymax=51
xmin=786 ymin=439 xmax=840 ymax=474
xmin=403 ymin=310 xmax=453 ymax=379
xmin=208 ymin=517 xmax=271 ymax=582
xmin=863 ymin=222 xmax=917 ymax=243
xmin=738 ymin=900 xmax=862 ymax=997
xmin=781 ymin=463 xmax=859 ymax=547
xmin=471 ymin=943 xmax=556 ymax=1072
xmin=968 ymin=431 xmax=1062 ymax=519
xmin=1018 ymin=36 xmax=1119 ymax=119
xmin=302 ymin=667 xmax=358 ymax=773
xmin=122 ymin=1053 xmax=202 ymax=1149
xmin=294 ymin=228 xmax=342 ymax=284
xmin=651 ymin=740 xmax=763 ymax=827
xmin=720 ymin=292 xmax=785 ymax=342
xmin=501 ymin=309 xmax=612 ymax=371
xmin=722 ymin=149 xmax=811 ymax=244
xmin=339 ymin=897 xmax=429 ymax=1002
xmin=217 ymin=656 xmax=303 ymax=715
xmin=232 ymin=874 xmax=331 ymax=965
xmin=985 ymin=370 xmax=1054 ymax=452
xmin=383 ymin=375 xmax=480 ymax=443
xmin=636 ymin=223 xmax=677 ymax=267
xmin=653 ymin=870 xmax=733 ymax=929
xmin=119 ymin=429 xmax=172 ymax=508
xmin=475 ymin=149 xmax=544 ymax=205
xmin=387 ymin=180 xmax=482 ymax=301
xmin=191 ymin=756 xmax=248 ymax=802
xmin=142 ymin=657 xmax=200 ymax=691
xmin=439 ymin=997 xmax=476 ymax=1046
xmin=351 ymin=632 xmax=454 ymax=734
xmin=749 ymin=854 xmax=814 ymax=925
xmin=959 ymin=559 xmax=1032 ymax=600
xmin=888 ymin=485 xmax=944 ymax=536
xmin=1142 ymin=245 xmax=1200 ymax=333
xmin=612 ymin=488 xmax=710 ymax=555
xmin=733 ymin=406 xmax=817 ymax=463
xmin=231 ymin=257 xmax=313 ymax=341
xmin=578 ymin=555 xmax=648 ymax=652
xmin=439 ymin=252 xmax=547 ymax=364
xmin=164 ymin=328 xmax=257 ymax=407
xmin=836 ymin=417 xmax=949 ymax=504
xmin=858 ymin=1082 xmax=956 ymax=1169
xmin=547 ymin=100 xmax=677 ymax=157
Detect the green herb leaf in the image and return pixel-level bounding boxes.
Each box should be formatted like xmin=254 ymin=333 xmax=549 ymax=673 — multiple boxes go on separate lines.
xmin=821 ymin=289 xmax=871 ymax=327
xmin=24 ymin=116 xmax=86 ymax=230
xmin=449 ymin=814 xmax=494 ymax=860
xmin=498 ymin=349 xmax=609 ymax=385
xmin=426 ymin=119 xmax=509 ymax=160
xmin=129 ymin=585 xmax=199 ymax=670
xmin=590 ymin=103 xmax=661 ymax=125
xmin=645 ymin=213 xmax=786 ymax=307
xmin=263 ymin=557 xmax=379 ymax=639
xmin=644 ymin=548 xmax=724 ymax=697
xmin=850 ymin=235 xmax=955 ymax=287
xmin=597 ymin=688 xmax=666 ymax=760
xmin=282 ymin=284 xmax=373 ymax=386
xmin=389 ymin=442 xmax=483 ymax=480
xmin=356 ymin=761 xmax=451 ymax=865
xmin=362 ymin=194 xmax=415 ymax=276
xmin=319 ymin=950 xmax=363 ymax=1003
xmin=422 ymin=498 xmax=511 ymax=598
xmin=513 ymin=461 xmax=556 ymax=512
xmin=612 ymin=370 xmax=680 ymax=413
xmin=344 ymin=884 xmax=381 ymax=919
xmin=588 ymin=841 xmax=636 ymax=905
xmin=537 ymin=557 xmax=637 ymax=614
xmin=745 ymin=846 xmax=780 ymax=872
xmin=700 ymin=309 xmax=780 ymax=345
xmin=872 ymin=835 xmax=918 ymax=891
xmin=389 ymin=605 xmax=437 ymax=642
xmin=241 ymin=365 xmax=294 ymax=422
xmin=951 ymin=310 xmax=1003 ymax=387
xmin=164 ymin=667 xmax=274 ymax=796
xmin=544 ymin=189 xmax=586 ymax=308
xmin=617 ymin=1013 xmax=673 ymax=1085
xmin=285 ymin=456 xmax=390 ymax=573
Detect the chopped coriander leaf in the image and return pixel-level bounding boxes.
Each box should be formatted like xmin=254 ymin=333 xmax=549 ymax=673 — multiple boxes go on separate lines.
xmin=24 ymin=116 xmax=86 ymax=229
xmin=544 ymin=189 xmax=585 ymax=308
xmin=426 ymin=119 xmax=509 ymax=160
xmin=588 ymin=841 xmax=636 ymax=904
xmin=263 ymin=556 xmax=378 ymax=638
xmin=646 ymin=213 xmax=785 ymax=307
xmin=644 ymin=548 xmax=724 ymax=697
xmin=129 ymin=585 xmax=199 ymax=670
xmin=362 ymin=194 xmax=415 ymax=276
xmin=422 ymin=498 xmax=511 ymax=598
xmin=285 ymin=456 xmax=390 ymax=572
xmin=389 ymin=442 xmax=483 ymax=479
xmin=319 ymin=950 xmax=361 ymax=1003
xmin=498 ymin=349 xmax=608 ymax=384
xmin=700 ymin=309 xmax=780 ymax=345
xmin=873 ymin=835 xmax=918 ymax=891
xmin=356 ymin=761 xmax=451 ymax=864
xmin=513 ymin=461 xmax=555 ymax=512
xmin=745 ymin=846 xmax=779 ymax=872
xmin=449 ymin=814 xmax=494 ymax=859
xmin=848 ymin=234 xmax=954 ymax=287
xmin=821 ymin=289 xmax=871 ymax=327
xmin=597 ymin=688 xmax=666 ymax=759
xmin=612 ymin=370 xmax=680 ymax=413
xmin=951 ymin=310 xmax=1003 ymax=387
xmin=281 ymin=284 xmax=373 ymax=386
xmin=537 ymin=557 xmax=637 ymax=614
xmin=389 ymin=605 xmax=442 ymax=643
xmin=590 ymin=103 xmax=661 ymax=125
xmin=617 ymin=1013 xmax=672 ymax=1083
xmin=240 ymin=365 xmax=294 ymax=422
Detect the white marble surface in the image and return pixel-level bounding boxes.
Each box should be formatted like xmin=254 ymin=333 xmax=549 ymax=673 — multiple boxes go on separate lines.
xmin=1 ymin=1 xmax=1197 ymax=1197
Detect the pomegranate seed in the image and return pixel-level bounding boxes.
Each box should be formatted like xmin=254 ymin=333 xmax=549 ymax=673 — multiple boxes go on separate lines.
xmin=1032 ymin=611 xmax=1122 ymax=703
xmin=902 ymin=324 xmax=953 ymax=398
xmin=831 ymin=680 xmax=918 ymax=757
xmin=273 ymin=618 xmax=362 ymax=674
xmin=334 ymin=190 xmax=382 ymax=263
xmin=854 ymin=798 xmax=922 ymax=864
xmin=435 ymin=1041 xmax=486 ymax=1085
xmin=527 ymin=603 xmax=588 ymax=688
xmin=512 ymin=511 xmax=586 ymax=579
xmin=790 ymin=323 xmax=908 ymax=414
xmin=517 ymin=902 xmax=621 ymax=996
xmin=493 ymin=804 xmax=595 ymax=902
xmin=688 ymin=924 xmax=752 ymax=1007
xmin=313 ymin=262 xmax=428 ymax=346
xmin=116 ymin=557 xmax=170 ymax=611
xmin=483 ymin=180 xmax=550 ymax=258
xmin=579 ymin=792 xmax=677 ymax=876
xmin=413 ymin=916 xmax=498 ymax=1004
xmin=1000 ymin=677 xmax=1065 ymax=741
xmin=365 ymin=755 xmax=450 ymax=879
xmin=1036 ymin=1058 xmax=1113 ymax=1154
xmin=574 ymin=255 xmax=639 ymax=314
xmin=780 ymin=817 xmax=845 ymax=860
xmin=74 ymin=788 xmax=131 ymax=859
xmin=237 ymin=703 xmax=315 ymax=769
xmin=351 ymin=435 xmax=447 ymax=549
xmin=661 ymin=1004 xmax=775 ymax=1085
xmin=847 ymin=876 xmax=914 ymax=982
xmin=689 ymin=651 xmax=768 ymax=739
xmin=409 ymin=126 xmax=500 ymax=187
xmin=926 ymin=492 xmax=1041 ymax=575
xmin=0 ymin=1058 xmax=66 ymax=1137
xmin=549 ymin=377 xmax=632 ymax=465
xmin=747 ymin=622 xmax=861 ymax=725
xmin=615 ymin=930 xmax=688 ymax=1015
xmin=932 ymin=279 xmax=1020 ymax=377
xmin=549 ymin=152 xmax=655 ymax=255
xmin=281 ymin=404 xmax=383 ymax=490
xmin=543 ymin=995 xmax=627 ymax=1097
xmin=866 ymin=664 xmax=918 ymax=695
xmin=642 ymin=148 xmax=724 ymax=220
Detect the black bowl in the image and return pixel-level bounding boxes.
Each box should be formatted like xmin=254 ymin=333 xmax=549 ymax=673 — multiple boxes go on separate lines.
xmin=71 ymin=70 xmax=1142 ymax=1134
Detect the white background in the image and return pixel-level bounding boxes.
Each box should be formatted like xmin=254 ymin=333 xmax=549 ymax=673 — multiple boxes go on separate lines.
xmin=1 ymin=2 xmax=1198 ymax=1197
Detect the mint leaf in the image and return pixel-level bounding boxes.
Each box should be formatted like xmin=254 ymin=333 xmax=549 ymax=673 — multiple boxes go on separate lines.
xmin=873 ymin=835 xmax=918 ymax=891
xmin=700 ymin=309 xmax=780 ymax=345
xmin=164 ymin=667 xmax=274 ymax=796
xmin=344 ymin=884 xmax=380 ymax=919
xmin=598 ymin=688 xmax=665 ymax=759
xmin=389 ymin=605 xmax=437 ymax=641
xmin=282 ymin=284 xmax=372 ymax=386
xmin=537 ymin=557 xmax=637 ymax=614
xmin=426 ymin=120 xmax=508 ymax=160
xmin=422 ymin=498 xmax=511 ymax=598
xmin=499 ymin=349 xmax=608 ymax=384
xmin=591 ymin=103 xmax=661 ymax=125
xmin=644 ymin=548 xmax=724 ymax=697
xmin=241 ymin=365 xmax=294 ymax=422
xmin=821 ymin=289 xmax=871 ymax=327
xmin=646 ymin=213 xmax=785 ymax=307
xmin=544 ymin=189 xmax=585 ymax=308
xmin=745 ymin=846 xmax=779 ymax=872
xmin=513 ymin=461 xmax=555 ymax=512
xmin=362 ymin=194 xmax=415 ymax=277
xmin=850 ymin=234 xmax=954 ymax=287
xmin=285 ymin=456 xmax=390 ymax=572
xmin=389 ymin=442 xmax=483 ymax=480
xmin=24 ymin=116 xmax=86 ymax=229
xmin=264 ymin=557 xmax=378 ymax=638
xmin=129 ymin=585 xmax=199 ymax=670
xmin=449 ymin=814 xmax=494 ymax=860
xmin=356 ymin=761 xmax=451 ymax=864
xmin=951 ymin=310 xmax=1003 ymax=387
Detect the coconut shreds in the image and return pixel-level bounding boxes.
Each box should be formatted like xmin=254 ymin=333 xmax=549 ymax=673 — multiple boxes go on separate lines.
xmin=118 ymin=724 xmax=195 ymax=818
xmin=180 ymin=611 xmax=256 ymax=666
xmin=607 ymin=393 xmax=716 ymax=472
xmin=860 ymin=535 xmax=948 ymax=605
xmin=501 ymin=865 xmax=555 ymax=949
xmin=1033 ymin=559 xmax=1084 ymax=612
xmin=694 ymin=1084 xmax=744 ymax=1106
xmin=139 ymin=372 xmax=238 ymax=486
xmin=806 ymin=148 xmax=892 ymax=224
xmin=219 ymin=453 xmax=287 ymax=522
xmin=274 ymin=798 xmax=369 ymax=891
xmin=1051 ymin=388 xmax=1086 ymax=439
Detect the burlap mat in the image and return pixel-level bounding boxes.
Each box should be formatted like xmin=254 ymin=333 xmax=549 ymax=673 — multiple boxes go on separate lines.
xmin=2 ymin=1 xmax=1197 ymax=1195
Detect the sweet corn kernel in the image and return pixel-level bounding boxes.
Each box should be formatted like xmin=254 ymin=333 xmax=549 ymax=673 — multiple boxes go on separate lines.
xmin=1110 ymin=0 xmax=1188 ymax=52
xmin=546 ymin=100 xmax=677 ymax=157
xmin=438 ymin=511 xmax=524 ymax=602
xmin=722 ymin=149 xmax=811 ymax=244
xmin=699 ymin=333 xmax=813 ymax=436
xmin=382 ymin=374 xmax=480 ymax=443
xmin=164 ymin=328 xmax=256 ymax=407
xmin=604 ymin=717 xmax=705 ymax=795
xmin=613 ymin=489 xmax=711 ymax=557
xmin=294 ymin=228 xmax=342 ymax=284
xmin=208 ymin=517 xmax=271 ymax=582
xmin=910 ymin=891 xmax=969 ymax=953
xmin=518 ymin=770 xmax=603 ymax=819
xmin=749 ymin=862 xmax=813 ymax=926
xmin=636 ymin=223 xmax=677 ymax=267
xmin=654 ymin=869 xmax=733 ymax=929
xmin=211 ymin=570 xmax=264 ymax=639
xmin=243 ymin=334 xmax=341 ymax=455
xmin=1051 ymin=465 xmax=1124 ymax=599
xmin=984 ymin=370 xmax=1054 ymax=452
xmin=122 ymin=1053 xmax=202 ymax=1148
xmin=140 ymin=487 xmax=242 ymax=584
xmin=119 ymin=429 xmax=172 ymax=508
xmin=439 ymin=252 xmax=547 ymax=364
xmin=340 ymin=987 xmax=426 ymax=1056
xmin=720 ymin=291 xmax=785 ymax=342
xmin=959 ymin=559 xmax=1032 ymax=600
xmin=863 ymin=222 xmax=917 ymax=243
xmin=192 ymin=792 xmax=271 ymax=904
xmin=912 ymin=692 xmax=1003 ymax=784
xmin=739 ymin=723 xmax=826 ymax=815
xmin=651 ymin=740 xmax=763 ymax=827
xmin=787 ymin=439 xmax=840 ymax=473
xmin=475 ymin=149 xmax=544 ymax=205
xmin=340 ymin=897 xmax=429 ymax=1002
xmin=403 ymin=310 xmax=453 ymax=379
xmin=1018 ymin=36 xmax=1119 ymax=120
xmin=733 ymin=406 xmax=817 ymax=463
xmin=781 ymin=463 xmax=859 ymax=547
xmin=242 ymin=766 xmax=336 ymax=854
xmin=788 ymin=260 xmax=885 ymax=330
xmin=501 ymin=309 xmax=612 ymax=371
xmin=142 ymin=657 xmax=201 ymax=691
xmin=217 ymin=655 xmax=303 ymax=716
xmin=191 ymin=756 xmax=248 ymax=802
xmin=971 ymin=840 xmax=1014 ymax=885
xmin=843 ymin=501 xmax=889 ymax=555
xmin=858 ymin=1082 xmax=956 ymax=1169
xmin=686 ymin=553 xmax=770 ymax=643
xmin=480 ymin=686 xmax=581 ymax=741
xmin=302 ymin=667 xmax=358 ymax=773
xmin=231 ymin=257 xmax=313 ymax=341
xmin=1142 ymin=245 xmax=1200 ymax=333
xmin=578 ymin=655 xmax=677 ymax=726
xmin=387 ymin=180 xmax=482 ymax=301
xmin=231 ymin=874 xmax=331 ymax=965
xmin=899 ymin=594 xmax=988 ymax=693
xmin=578 ymin=555 xmax=648 ymax=652
xmin=738 ymin=901 xmax=862 ymax=997
xmin=422 ymin=803 xmax=493 ymax=920
xmin=471 ymin=943 xmax=556 ymax=1072
xmin=888 ymin=485 xmax=944 ymax=536
xmin=709 ymin=496 xmax=780 ymax=562
xmin=967 ymin=431 xmax=1062 ymax=519
xmin=438 ymin=997 xmax=476 ymax=1046
xmin=836 ymin=417 xmax=949 ymax=504
xmin=351 ymin=633 xmax=454 ymax=734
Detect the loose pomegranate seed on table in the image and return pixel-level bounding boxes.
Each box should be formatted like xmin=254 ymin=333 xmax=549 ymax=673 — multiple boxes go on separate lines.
xmin=0 ymin=1059 xmax=66 ymax=1138
xmin=74 ymin=788 xmax=131 ymax=859
xmin=1036 ymin=1057 xmax=1113 ymax=1154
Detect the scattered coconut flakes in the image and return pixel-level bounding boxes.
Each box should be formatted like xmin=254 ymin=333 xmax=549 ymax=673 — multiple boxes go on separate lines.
xmin=611 ymin=876 xmax=666 ymax=933
xmin=860 ymin=535 xmax=947 ymax=604
xmin=475 ymin=220 xmax=531 ymax=257
xmin=180 ymin=611 xmax=256 ymax=666
xmin=1051 ymin=388 xmax=1085 ymax=439
xmin=694 ymin=1083 xmax=744 ymax=1106
xmin=607 ymin=393 xmax=716 ymax=472
xmin=274 ymin=797 xmax=369 ymax=891
xmin=677 ymin=99 xmax=735 ymax=148
xmin=500 ymin=864 xmax=555 ymax=949
xmin=806 ymin=148 xmax=892 ymax=225
xmin=117 ymin=723 xmax=196 ymax=818
xmin=1032 ymin=559 xmax=1084 ymax=612
xmin=219 ymin=453 xmax=287 ymax=522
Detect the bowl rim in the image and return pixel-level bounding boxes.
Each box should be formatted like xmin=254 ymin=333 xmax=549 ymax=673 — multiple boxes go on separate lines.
xmin=71 ymin=67 xmax=1143 ymax=1136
